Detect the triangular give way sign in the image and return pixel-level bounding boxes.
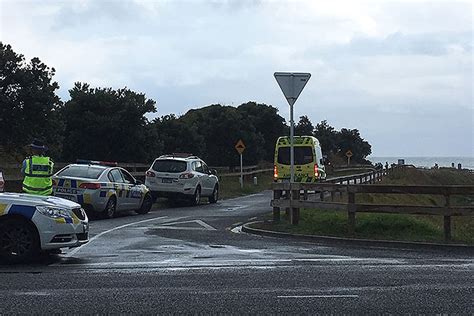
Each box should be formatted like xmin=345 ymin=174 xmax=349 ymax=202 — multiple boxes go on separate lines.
xmin=274 ymin=72 xmax=311 ymax=106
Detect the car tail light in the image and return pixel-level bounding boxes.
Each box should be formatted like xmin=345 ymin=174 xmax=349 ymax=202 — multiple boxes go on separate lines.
xmin=146 ymin=171 xmax=156 ymax=177
xmin=314 ymin=164 xmax=319 ymax=178
xmin=52 ymin=179 xmax=57 ymax=186
xmin=79 ymin=183 xmax=101 ymax=190
xmin=273 ymin=165 xmax=278 ymax=179
xmin=179 ymin=173 xmax=194 ymax=179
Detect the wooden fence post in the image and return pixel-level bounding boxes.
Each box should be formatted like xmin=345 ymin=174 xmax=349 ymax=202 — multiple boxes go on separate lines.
xmin=273 ymin=189 xmax=281 ymax=223
xmin=348 ymin=191 xmax=356 ymax=235
xmin=444 ymin=194 xmax=451 ymax=242
xmin=290 ymin=188 xmax=300 ymax=225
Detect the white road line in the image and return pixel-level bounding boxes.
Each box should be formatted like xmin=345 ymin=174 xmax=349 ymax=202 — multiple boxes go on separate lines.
xmin=14 ymin=291 xmax=51 ymax=296
xmin=277 ymin=295 xmax=359 ymax=299
xmin=223 ymin=206 xmax=247 ymax=212
xmin=66 ymin=216 xmax=170 ymax=257
xmin=157 ymin=219 xmax=216 ymax=231
xmin=223 ymin=193 xmax=265 ymax=201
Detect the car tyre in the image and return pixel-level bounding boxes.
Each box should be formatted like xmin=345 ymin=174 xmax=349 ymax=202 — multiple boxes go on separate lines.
xmin=191 ymin=186 xmax=201 ymax=206
xmin=136 ymin=193 xmax=153 ymax=214
xmin=0 ymin=218 xmax=40 ymax=264
xmin=209 ymin=185 xmax=218 ymax=204
xmin=102 ymin=196 xmax=117 ymax=219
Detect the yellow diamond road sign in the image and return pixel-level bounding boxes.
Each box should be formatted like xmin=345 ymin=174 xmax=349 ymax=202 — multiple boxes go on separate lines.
xmin=346 ymin=150 xmax=353 ymax=158
xmin=235 ymin=139 xmax=246 ymax=154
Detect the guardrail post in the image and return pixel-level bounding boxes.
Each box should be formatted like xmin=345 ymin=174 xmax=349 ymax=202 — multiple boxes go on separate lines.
xmin=290 ymin=188 xmax=300 ymax=225
xmin=347 ymin=191 xmax=356 ymax=235
xmin=444 ymin=194 xmax=451 ymax=242
xmin=273 ymin=189 xmax=281 ymax=223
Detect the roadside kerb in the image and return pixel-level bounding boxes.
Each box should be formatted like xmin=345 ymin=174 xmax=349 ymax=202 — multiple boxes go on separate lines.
xmin=242 ymin=221 xmax=474 ymax=253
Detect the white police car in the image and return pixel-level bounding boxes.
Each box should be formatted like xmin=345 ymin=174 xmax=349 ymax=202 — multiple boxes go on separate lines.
xmin=0 ymin=192 xmax=89 ymax=263
xmin=52 ymin=160 xmax=153 ymax=219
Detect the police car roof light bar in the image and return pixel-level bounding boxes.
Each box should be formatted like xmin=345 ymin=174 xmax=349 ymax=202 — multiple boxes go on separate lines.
xmin=76 ymin=159 xmax=118 ymax=167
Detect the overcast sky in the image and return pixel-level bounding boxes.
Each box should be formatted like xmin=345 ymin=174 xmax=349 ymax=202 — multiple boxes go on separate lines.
xmin=1 ymin=0 xmax=472 ymax=157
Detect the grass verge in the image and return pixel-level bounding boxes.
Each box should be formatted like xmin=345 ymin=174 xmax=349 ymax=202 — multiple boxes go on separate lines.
xmin=255 ymin=210 xmax=473 ymax=244
xmin=219 ymin=172 xmax=273 ymax=200
xmin=253 ymin=168 xmax=474 ymax=245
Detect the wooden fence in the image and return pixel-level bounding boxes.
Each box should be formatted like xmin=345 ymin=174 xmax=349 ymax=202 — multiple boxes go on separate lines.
xmin=271 ymin=168 xmax=474 ymax=241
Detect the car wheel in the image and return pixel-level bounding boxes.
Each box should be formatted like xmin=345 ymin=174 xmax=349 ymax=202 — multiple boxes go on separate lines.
xmin=191 ymin=186 xmax=201 ymax=206
xmin=0 ymin=218 xmax=40 ymax=264
xmin=135 ymin=193 xmax=153 ymax=214
xmin=209 ymin=185 xmax=218 ymax=204
xmin=102 ymin=197 xmax=117 ymax=219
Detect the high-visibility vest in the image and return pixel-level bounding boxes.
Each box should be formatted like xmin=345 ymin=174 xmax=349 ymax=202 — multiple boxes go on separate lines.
xmin=22 ymin=156 xmax=54 ymax=195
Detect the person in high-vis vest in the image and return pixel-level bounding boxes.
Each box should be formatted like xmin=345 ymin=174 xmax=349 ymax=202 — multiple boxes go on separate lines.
xmin=21 ymin=140 xmax=54 ymax=195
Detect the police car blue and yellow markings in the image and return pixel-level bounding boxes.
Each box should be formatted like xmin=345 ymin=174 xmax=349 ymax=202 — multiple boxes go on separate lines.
xmin=130 ymin=190 xmax=143 ymax=199
xmin=8 ymin=204 xmax=36 ymax=220
xmin=0 ymin=203 xmax=9 ymax=216
xmin=0 ymin=203 xmax=77 ymax=224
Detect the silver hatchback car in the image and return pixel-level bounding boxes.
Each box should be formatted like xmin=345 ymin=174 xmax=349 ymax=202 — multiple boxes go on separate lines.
xmin=145 ymin=154 xmax=219 ymax=205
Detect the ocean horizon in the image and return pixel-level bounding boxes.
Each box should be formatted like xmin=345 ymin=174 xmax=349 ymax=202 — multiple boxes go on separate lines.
xmin=368 ymin=156 xmax=474 ymax=170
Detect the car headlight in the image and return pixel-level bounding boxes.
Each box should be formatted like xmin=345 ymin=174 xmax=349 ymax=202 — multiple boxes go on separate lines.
xmin=36 ymin=206 xmax=70 ymax=218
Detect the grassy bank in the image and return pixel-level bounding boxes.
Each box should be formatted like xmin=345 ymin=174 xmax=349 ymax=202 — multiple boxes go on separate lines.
xmin=219 ymin=172 xmax=273 ymax=200
xmin=254 ymin=168 xmax=474 ymax=244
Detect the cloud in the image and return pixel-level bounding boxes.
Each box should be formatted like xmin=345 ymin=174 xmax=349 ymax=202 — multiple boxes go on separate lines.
xmin=0 ymin=0 xmax=472 ymax=156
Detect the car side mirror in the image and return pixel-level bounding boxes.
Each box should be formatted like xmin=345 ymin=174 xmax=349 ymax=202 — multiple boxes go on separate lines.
xmin=210 ymin=169 xmax=217 ymax=176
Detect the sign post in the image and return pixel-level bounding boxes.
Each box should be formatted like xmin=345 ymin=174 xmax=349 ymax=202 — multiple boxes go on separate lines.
xmin=346 ymin=150 xmax=353 ymax=166
xmin=235 ymin=139 xmax=246 ymax=188
xmin=274 ymin=72 xmax=311 ymax=183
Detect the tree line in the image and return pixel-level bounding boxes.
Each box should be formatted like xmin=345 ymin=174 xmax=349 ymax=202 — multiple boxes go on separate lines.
xmin=0 ymin=42 xmax=371 ymax=166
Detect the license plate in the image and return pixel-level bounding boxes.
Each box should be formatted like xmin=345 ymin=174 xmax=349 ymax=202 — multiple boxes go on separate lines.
xmin=56 ymin=194 xmax=77 ymax=202
xmin=162 ymin=178 xmax=173 ymax=183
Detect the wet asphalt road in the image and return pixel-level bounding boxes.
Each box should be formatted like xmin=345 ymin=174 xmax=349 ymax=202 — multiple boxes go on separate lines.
xmin=0 ymin=191 xmax=473 ymax=314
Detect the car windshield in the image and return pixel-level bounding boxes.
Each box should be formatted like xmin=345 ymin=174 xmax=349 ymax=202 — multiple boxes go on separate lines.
xmin=152 ymin=160 xmax=187 ymax=173
xmin=278 ymin=146 xmax=314 ymax=165
xmin=56 ymin=165 xmax=105 ymax=179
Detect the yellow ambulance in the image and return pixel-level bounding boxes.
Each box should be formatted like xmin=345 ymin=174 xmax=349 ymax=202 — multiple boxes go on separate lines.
xmin=273 ymin=136 xmax=327 ymax=182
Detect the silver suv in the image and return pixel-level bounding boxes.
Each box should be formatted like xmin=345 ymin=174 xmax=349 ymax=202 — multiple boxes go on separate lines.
xmin=145 ymin=154 xmax=219 ymax=205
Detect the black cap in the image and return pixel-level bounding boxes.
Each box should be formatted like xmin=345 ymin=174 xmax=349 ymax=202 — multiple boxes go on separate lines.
xmin=29 ymin=139 xmax=48 ymax=151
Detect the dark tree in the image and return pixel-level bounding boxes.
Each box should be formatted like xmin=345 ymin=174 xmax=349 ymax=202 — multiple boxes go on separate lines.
xmin=180 ymin=104 xmax=265 ymax=166
xmin=237 ymin=102 xmax=286 ymax=161
xmin=313 ymin=120 xmax=338 ymax=154
xmin=62 ymin=83 xmax=157 ymax=162
xmin=0 ymin=42 xmax=64 ymax=158
xmin=294 ymin=115 xmax=314 ymax=136
xmin=150 ymin=114 xmax=204 ymax=158
xmin=336 ymin=128 xmax=372 ymax=162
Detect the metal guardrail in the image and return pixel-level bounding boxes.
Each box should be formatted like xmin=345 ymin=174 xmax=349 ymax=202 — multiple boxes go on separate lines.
xmin=271 ymin=167 xmax=474 ymax=241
